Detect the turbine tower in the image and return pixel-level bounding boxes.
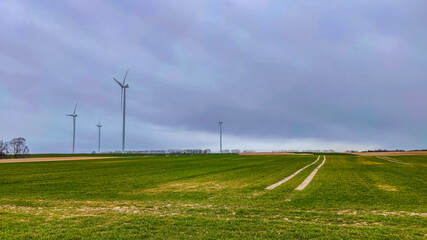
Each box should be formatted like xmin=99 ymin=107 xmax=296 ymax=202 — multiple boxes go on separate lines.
xmin=96 ymin=120 xmax=102 ymax=153
xmin=219 ymin=121 xmax=223 ymax=153
xmin=113 ymin=70 xmax=129 ymax=154
xmin=66 ymin=103 xmax=78 ymax=154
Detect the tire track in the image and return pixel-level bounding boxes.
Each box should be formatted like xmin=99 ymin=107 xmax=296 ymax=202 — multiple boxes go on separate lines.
xmin=376 ymin=156 xmax=411 ymax=165
xmin=266 ymin=155 xmax=321 ymax=190
xmin=295 ymin=155 xmax=326 ymax=191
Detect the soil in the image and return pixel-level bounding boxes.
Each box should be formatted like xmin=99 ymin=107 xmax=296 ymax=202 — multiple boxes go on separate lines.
xmin=355 ymin=151 xmax=427 ymax=156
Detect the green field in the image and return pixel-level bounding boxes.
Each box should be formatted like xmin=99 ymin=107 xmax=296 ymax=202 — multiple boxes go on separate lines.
xmin=0 ymin=154 xmax=426 ymax=239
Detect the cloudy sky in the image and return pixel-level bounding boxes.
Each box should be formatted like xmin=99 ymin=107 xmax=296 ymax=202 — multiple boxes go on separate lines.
xmin=1 ymin=0 xmax=426 ymax=153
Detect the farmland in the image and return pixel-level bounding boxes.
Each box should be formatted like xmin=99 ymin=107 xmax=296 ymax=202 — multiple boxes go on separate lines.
xmin=0 ymin=154 xmax=425 ymax=239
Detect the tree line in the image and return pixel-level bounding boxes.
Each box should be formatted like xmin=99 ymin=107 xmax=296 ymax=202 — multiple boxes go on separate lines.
xmin=0 ymin=137 xmax=30 ymax=159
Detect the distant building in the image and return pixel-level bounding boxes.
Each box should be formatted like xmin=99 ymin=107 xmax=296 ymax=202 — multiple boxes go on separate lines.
xmin=303 ymin=150 xmax=335 ymax=153
xmin=106 ymin=149 xmax=212 ymax=154
xmin=231 ymin=149 xmax=241 ymax=154
xmin=182 ymin=149 xmax=204 ymax=154
xmin=126 ymin=150 xmax=149 ymax=154
xmin=167 ymin=149 xmax=183 ymax=154
xmin=149 ymin=150 xmax=167 ymax=154
xmin=243 ymin=150 xmax=256 ymax=153
xmin=323 ymin=150 xmax=335 ymax=153
xmin=273 ymin=150 xmax=299 ymax=153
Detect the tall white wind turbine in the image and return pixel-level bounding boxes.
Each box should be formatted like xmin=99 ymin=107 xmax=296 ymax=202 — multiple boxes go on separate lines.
xmin=96 ymin=119 xmax=102 ymax=153
xmin=66 ymin=103 xmax=78 ymax=154
xmin=219 ymin=121 xmax=223 ymax=153
xmin=113 ymin=70 xmax=129 ymax=153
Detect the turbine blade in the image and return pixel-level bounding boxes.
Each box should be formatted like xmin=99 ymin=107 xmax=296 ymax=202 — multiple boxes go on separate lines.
xmin=113 ymin=78 xmax=123 ymax=87
xmin=73 ymin=103 xmax=78 ymax=115
xmin=123 ymin=69 xmax=129 ymax=84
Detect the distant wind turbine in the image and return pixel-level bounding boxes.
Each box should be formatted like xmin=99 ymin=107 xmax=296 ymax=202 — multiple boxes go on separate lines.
xmin=96 ymin=119 xmax=102 ymax=153
xmin=219 ymin=121 xmax=223 ymax=153
xmin=113 ymin=70 xmax=129 ymax=154
xmin=66 ymin=103 xmax=78 ymax=154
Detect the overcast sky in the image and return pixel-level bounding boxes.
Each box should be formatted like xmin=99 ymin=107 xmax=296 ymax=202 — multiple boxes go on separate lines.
xmin=1 ymin=0 xmax=427 ymax=153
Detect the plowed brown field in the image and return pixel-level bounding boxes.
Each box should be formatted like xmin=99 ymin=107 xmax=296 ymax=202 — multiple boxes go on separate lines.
xmin=355 ymin=151 xmax=427 ymax=156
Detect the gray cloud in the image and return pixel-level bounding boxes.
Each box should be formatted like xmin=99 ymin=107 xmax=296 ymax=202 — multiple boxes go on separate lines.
xmin=1 ymin=0 xmax=426 ymax=153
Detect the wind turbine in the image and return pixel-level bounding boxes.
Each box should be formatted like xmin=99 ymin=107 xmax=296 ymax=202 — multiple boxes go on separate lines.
xmin=96 ymin=119 xmax=102 ymax=153
xmin=219 ymin=121 xmax=223 ymax=153
xmin=113 ymin=70 xmax=129 ymax=154
xmin=66 ymin=103 xmax=78 ymax=154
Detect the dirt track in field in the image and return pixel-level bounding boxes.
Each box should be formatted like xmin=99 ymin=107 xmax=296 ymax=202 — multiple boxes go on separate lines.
xmin=376 ymin=156 xmax=411 ymax=165
xmin=355 ymin=151 xmax=427 ymax=156
xmin=295 ymin=155 xmax=327 ymax=191
xmin=266 ymin=155 xmax=321 ymax=190
xmin=239 ymin=152 xmax=313 ymax=156
xmin=0 ymin=157 xmax=119 ymax=163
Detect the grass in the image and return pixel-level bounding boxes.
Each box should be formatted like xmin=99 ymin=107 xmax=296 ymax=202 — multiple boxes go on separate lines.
xmin=0 ymin=154 xmax=425 ymax=239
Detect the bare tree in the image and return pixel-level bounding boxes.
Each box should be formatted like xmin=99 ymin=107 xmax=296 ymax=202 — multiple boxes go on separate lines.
xmin=9 ymin=137 xmax=30 ymax=158
xmin=0 ymin=140 xmax=9 ymax=158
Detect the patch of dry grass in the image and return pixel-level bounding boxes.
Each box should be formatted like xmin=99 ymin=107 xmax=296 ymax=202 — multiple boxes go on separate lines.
xmin=377 ymin=184 xmax=398 ymax=191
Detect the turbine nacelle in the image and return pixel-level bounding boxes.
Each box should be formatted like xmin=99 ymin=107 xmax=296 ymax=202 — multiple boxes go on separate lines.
xmin=113 ymin=70 xmax=130 ymax=112
xmin=113 ymin=69 xmax=129 ymax=88
xmin=113 ymin=78 xmax=125 ymax=88
xmin=66 ymin=103 xmax=78 ymax=117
